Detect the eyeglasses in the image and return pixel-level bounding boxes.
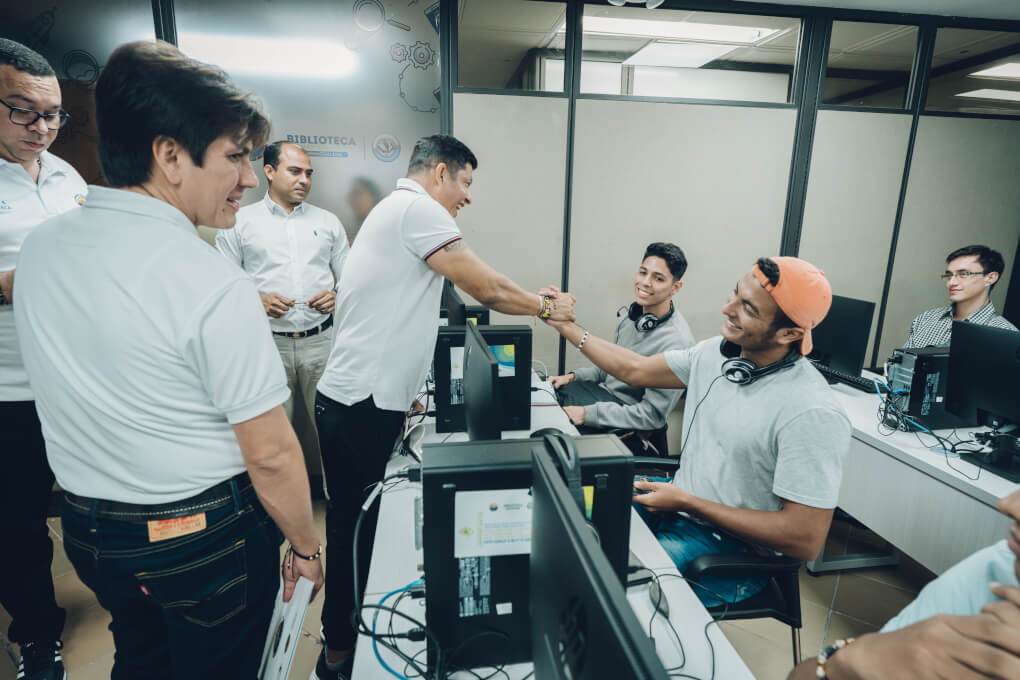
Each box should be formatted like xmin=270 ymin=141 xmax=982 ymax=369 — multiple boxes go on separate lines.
xmin=0 ymin=97 xmax=70 ymax=130
xmin=940 ymin=271 xmax=985 ymax=281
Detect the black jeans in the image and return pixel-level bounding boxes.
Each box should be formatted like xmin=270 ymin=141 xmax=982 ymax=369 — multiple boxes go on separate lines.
xmin=0 ymin=401 xmax=64 ymax=644
xmin=315 ymin=392 xmax=405 ymax=652
xmin=61 ymin=475 xmax=282 ymax=680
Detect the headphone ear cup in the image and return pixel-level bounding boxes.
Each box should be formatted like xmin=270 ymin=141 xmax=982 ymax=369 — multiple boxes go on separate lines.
xmin=636 ymin=314 xmax=658 ymax=332
xmin=628 ymin=302 xmax=641 ymax=321
xmin=722 ymin=357 xmax=756 ymax=385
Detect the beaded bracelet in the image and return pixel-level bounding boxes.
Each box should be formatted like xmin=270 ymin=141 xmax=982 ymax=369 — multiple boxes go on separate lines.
xmin=577 ymin=330 xmax=590 ymax=352
xmin=539 ymin=295 xmax=553 ymax=320
xmin=290 ymin=543 xmax=323 ymax=561
xmin=816 ymin=637 xmax=855 ymax=679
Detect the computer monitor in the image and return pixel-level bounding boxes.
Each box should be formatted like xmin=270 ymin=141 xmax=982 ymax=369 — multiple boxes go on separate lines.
xmin=808 ymin=295 xmax=876 ymax=376
xmin=434 ymin=325 xmax=532 ymax=433
xmin=464 ymin=320 xmax=502 ymax=441
xmin=947 ymin=321 xmax=1020 ymax=429
xmin=442 ymin=279 xmax=466 ymax=326
xmin=530 ymin=447 xmax=668 ymax=680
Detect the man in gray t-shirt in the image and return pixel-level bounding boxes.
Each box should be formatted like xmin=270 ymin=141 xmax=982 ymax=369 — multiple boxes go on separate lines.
xmin=546 ymin=256 xmax=851 ymax=606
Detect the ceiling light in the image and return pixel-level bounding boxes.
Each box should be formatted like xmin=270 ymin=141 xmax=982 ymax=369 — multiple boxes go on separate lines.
xmin=955 ymin=88 xmax=1020 ymax=102
xmin=623 ymin=42 xmax=734 ymax=68
xmin=970 ymin=62 xmax=1020 ymax=80
xmin=560 ymin=16 xmax=777 ymax=44
xmin=178 ymin=34 xmax=358 ymax=78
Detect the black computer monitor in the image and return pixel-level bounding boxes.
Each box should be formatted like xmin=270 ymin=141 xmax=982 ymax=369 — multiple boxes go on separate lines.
xmin=530 ymin=448 xmax=668 ymax=680
xmin=947 ymin=321 xmax=1020 ymax=429
xmin=464 ymin=320 xmax=502 ymax=441
xmin=808 ymin=294 xmax=876 ymax=376
xmin=442 ymin=279 xmax=466 ymax=326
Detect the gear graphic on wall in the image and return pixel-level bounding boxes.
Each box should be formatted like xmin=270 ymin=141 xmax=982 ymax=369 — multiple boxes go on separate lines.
xmin=390 ymin=40 xmax=439 ymax=113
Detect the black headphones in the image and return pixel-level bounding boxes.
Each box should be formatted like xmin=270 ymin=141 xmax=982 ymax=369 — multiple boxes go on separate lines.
xmin=719 ymin=339 xmax=800 ymax=386
xmin=618 ymin=301 xmax=675 ymax=332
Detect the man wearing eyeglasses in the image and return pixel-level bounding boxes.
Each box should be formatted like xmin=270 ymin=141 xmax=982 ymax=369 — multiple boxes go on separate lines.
xmin=0 ymin=38 xmax=86 ymax=680
xmin=904 ymin=245 xmax=1017 ymax=348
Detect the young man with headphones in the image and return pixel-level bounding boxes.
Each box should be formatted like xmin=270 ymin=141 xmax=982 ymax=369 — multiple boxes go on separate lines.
xmin=544 ymin=256 xmax=851 ymax=606
xmin=547 ymin=243 xmax=695 ymax=448
xmin=904 ymin=244 xmax=1016 ymax=348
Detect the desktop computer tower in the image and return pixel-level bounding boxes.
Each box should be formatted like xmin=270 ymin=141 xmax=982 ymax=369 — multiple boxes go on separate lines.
xmin=433 ymin=325 xmax=532 ymax=433
xmin=420 ymin=435 xmax=634 ymax=671
xmin=887 ymin=347 xmax=977 ymax=430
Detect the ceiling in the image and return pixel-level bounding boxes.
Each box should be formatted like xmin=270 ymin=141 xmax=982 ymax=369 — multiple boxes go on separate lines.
xmin=457 ymin=0 xmax=1020 ymax=96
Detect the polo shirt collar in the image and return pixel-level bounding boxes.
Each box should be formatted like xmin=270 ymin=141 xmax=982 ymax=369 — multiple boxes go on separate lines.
xmin=262 ymin=191 xmax=305 ymax=216
xmin=946 ymin=301 xmax=999 ymax=323
xmin=395 ymin=177 xmax=427 ymax=195
xmin=0 ymin=151 xmax=63 ymax=183
xmin=82 ymin=186 xmax=194 ymax=234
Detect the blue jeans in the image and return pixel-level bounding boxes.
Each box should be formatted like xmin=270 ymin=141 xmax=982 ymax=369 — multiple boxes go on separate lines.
xmin=61 ymin=476 xmax=282 ymax=679
xmin=636 ymin=477 xmax=767 ymax=608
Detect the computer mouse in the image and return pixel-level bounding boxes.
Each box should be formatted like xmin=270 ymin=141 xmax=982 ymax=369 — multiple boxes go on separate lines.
xmin=648 ymin=580 xmax=670 ymax=618
xmin=530 ymin=427 xmax=564 ymax=439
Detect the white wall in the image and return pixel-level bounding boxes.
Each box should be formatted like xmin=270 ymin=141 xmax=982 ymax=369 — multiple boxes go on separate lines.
xmin=878 ymin=115 xmax=1020 ymax=361
xmin=452 ymin=93 xmax=571 ymax=371
xmin=799 ymin=109 xmax=913 ymax=363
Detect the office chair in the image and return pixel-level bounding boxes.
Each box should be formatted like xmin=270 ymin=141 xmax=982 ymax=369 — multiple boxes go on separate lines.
xmin=632 ymin=456 xmax=804 ymax=665
xmin=611 ymin=424 xmax=670 ymax=457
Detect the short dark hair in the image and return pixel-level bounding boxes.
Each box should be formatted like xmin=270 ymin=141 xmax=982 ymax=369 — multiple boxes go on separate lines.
xmin=755 ymin=257 xmax=796 ymax=332
xmin=263 ymin=140 xmax=305 ymax=170
xmin=406 ymin=135 xmax=478 ymax=177
xmin=946 ymin=244 xmax=1006 ymax=292
xmin=95 ymin=41 xmax=270 ymax=187
xmin=0 ymin=38 xmax=55 ymax=78
xmin=643 ymin=242 xmax=687 ymax=280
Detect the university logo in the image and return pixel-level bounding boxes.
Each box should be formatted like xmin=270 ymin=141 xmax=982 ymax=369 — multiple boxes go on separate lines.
xmin=372 ymin=134 xmax=400 ymax=162
xmin=74 ymin=193 xmax=86 ymax=206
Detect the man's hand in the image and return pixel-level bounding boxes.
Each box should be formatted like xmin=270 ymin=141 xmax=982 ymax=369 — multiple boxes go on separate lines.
xmin=563 ymin=405 xmax=585 ymax=426
xmin=0 ymin=269 xmax=14 ymax=304
xmin=307 ymin=290 xmax=336 ymax=315
xmin=260 ymin=292 xmax=295 ymax=318
xmin=816 ymin=608 xmax=1020 ymax=680
xmin=282 ymin=547 xmax=324 ymax=603
xmin=548 ymin=373 xmax=575 ymax=389
xmin=631 ymin=479 xmax=691 ymax=513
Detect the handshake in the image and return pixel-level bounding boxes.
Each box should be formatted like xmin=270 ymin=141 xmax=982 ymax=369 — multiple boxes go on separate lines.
xmin=538 ymin=285 xmax=577 ymax=324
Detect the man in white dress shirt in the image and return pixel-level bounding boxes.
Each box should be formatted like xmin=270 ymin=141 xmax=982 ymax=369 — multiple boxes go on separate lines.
xmin=216 ymin=141 xmax=348 ymax=474
xmin=0 ymin=38 xmax=86 ymax=680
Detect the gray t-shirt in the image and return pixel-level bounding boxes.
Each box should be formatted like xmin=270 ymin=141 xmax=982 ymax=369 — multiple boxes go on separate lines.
xmin=664 ymin=337 xmax=851 ymax=511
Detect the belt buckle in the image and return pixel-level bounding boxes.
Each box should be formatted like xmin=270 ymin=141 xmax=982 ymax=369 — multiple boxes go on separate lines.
xmin=290 ymin=331 xmax=301 ymax=339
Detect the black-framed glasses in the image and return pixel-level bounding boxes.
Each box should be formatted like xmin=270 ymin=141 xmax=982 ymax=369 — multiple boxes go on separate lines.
xmin=0 ymin=97 xmax=70 ymax=130
xmin=940 ymin=271 xmax=985 ymax=281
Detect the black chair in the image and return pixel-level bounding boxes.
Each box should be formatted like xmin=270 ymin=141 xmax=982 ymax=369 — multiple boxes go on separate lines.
xmin=632 ymin=456 xmax=804 ymax=665
xmin=611 ymin=425 xmax=670 ymax=457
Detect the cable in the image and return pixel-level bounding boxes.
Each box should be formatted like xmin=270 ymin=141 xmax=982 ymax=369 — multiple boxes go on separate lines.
xmin=531 ymin=359 xmax=549 ymax=379
xmin=530 ymin=384 xmax=558 ymax=404
xmin=677 ymin=375 xmax=724 ymax=460
xmin=373 ymin=580 xmax=424 ymax=679
xmin=649 ymin=572 xmax=729 ymax=680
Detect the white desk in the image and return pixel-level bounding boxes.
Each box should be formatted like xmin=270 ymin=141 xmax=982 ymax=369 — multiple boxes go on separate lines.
xmin=828 ymin=381 xmax=1017 ymax=575
xmin=353 ymin=372 xmax=752 ymax=679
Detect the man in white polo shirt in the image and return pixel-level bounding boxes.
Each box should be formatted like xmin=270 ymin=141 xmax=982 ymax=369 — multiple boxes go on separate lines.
xmin=311 ymin=134 xmax=576 ymax=679
xmin=216 ymin=140 xmax=348 ymax=477
xmin=15 ymin=41 xmax=323 ymax=679
xmin=0 ymin=38 xmax=86 ymax=680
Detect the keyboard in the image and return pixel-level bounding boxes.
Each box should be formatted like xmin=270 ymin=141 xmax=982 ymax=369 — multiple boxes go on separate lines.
xmin=811 ymin=361 xmax=875 ymax=393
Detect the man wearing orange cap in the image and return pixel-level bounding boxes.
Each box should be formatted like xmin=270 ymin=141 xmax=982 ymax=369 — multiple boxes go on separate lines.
xmin=545 ymin=256 xmax=851 ymax=606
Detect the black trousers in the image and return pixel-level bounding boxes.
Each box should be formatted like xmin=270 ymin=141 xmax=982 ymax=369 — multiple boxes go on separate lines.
xmin=315 ymin=392 xmax=405 ymax=652
xmin=0 ymin=401 xmax=65 ymax=644
xmin=556 ymin=379 xmax=624 ymax=435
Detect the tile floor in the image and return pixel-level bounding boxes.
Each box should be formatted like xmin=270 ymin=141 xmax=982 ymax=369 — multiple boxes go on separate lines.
xmin=1 ymin=513 xmax=934 ymax=680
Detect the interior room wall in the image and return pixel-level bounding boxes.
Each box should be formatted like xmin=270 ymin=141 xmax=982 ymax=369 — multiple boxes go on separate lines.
xmin=877 ymin=115 xmax=1020 ymax=362
xmin=566 ymin=98 xmax=796 ymax=363
xmin=798 ymin=109 xmax=913 ymax=366
xmin=451 ymin=92 xmax=570 ymax=373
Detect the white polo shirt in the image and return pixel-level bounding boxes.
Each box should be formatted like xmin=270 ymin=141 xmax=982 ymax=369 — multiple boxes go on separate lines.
xmin=15 ymin=187 xmax=290 ymax=504
xmin=317 ymin=178 xmax=461 ymax=412
xmin=215 ymin=193 xmax=349 ymax=333
xmin=0 ymin=151 xmax=86 ymax=401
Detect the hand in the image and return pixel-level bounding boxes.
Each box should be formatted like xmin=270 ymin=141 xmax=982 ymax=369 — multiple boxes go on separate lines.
xmin=563 ymin=405 xmax=585 ymax=425
xmin=411 ymin=398 xmax=425 ymax=414
xmin=548 ymin=373 xmax=574 ymax=389
xmin=538 ymin=285 xmax=561 ymax=298
xmin=0 ymin=269 xmax=14 ymax=304
xmin=260 ymin=292 xmax=295 ymax=318
xmin=631 ymin=479 xmax=690 ymax=513
xmin=824 ymin=611 xmax=1020 ymax=680
xmin=981 ymin=582 xmax=1020 ymax=631
xmin=282 ymin=547 xmax=324 ymax=603
xmin=546 ymin=292 xmax=576 ymax=322
xmin=307 ymin=289 xmax=336 ymax=315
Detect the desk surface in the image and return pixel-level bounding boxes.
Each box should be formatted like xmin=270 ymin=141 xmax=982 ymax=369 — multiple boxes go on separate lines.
xmin=354 ymin=371 xmax=752 ymax=679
